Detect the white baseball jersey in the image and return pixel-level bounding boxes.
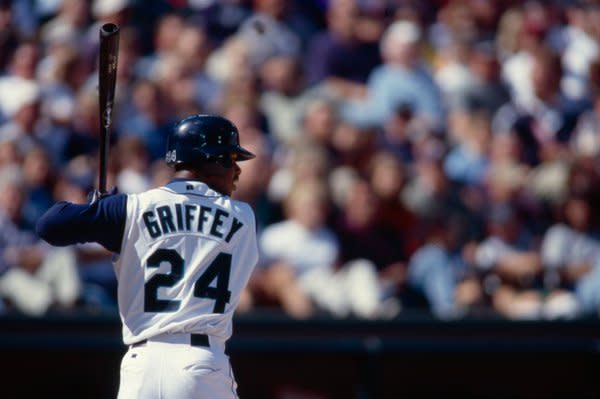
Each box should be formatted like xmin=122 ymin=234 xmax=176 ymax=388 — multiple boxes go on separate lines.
xmin=114 ymin=180 xmax=258 ymax=345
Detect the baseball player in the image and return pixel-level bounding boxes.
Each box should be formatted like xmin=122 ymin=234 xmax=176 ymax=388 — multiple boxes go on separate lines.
xmin=36 ymin=115 xmax=258 ymax=398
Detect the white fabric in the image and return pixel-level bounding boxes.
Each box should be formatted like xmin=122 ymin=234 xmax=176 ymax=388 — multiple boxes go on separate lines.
xmin=0 ymin=247 xmax=80 ymax=315
xmin=259 ymin=220 xmax=383 ymax=318
xmin=259 ymin=220 xmax=338 ymax=276
xmin=474 ymin=237 xmax=517 ymax=271
xmin=117 ymin=334 xmax=237 ymax=399
xmin=114 ymin=180 xmax=258 ymax=345
xmin=501 ymin=51 xmax=534 ymax=108
xmin=540 ymin=224 xmax=600 ymax=269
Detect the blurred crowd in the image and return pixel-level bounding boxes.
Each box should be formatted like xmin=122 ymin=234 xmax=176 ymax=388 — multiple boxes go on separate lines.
xmin=1 ymin=0 xmax=600 ymax=320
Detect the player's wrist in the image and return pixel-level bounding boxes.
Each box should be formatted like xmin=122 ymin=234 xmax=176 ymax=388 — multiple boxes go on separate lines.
xmin=87 ymin=187 xmax=119 ymax=204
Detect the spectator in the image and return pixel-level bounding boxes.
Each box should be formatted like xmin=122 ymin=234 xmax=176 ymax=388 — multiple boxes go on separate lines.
xmin=560 ymin=1 xmax=600 ymax=103
xmin=134 ymin=12 xmax=185 ymax=81
xmin=254 ymin=178 xmax=387 ymax=319
xmin=570 ymin=92 xmax=600 ymax=159
xmin=334 ymin=178 xmax=406 ymax=309
xmin=114 ymin=136 xmax=151 ymax=194
xmin=299 ymin=96 xmax=339 ymax=155
xmin=500 ymin=3 xmax=549 ymax=109
xmin=190 ymin=0 xmax=253 ymax=46
xmin=330 ymin=119 xmax=378 ymax=172
xmin=305 ymin=0 xmax=380 ymax=89
xmin=0 ymin=166 xmax=80 ymax=315
xmin=237 ymin=0 xmax=302 ymax=69
xmin=366 ymin=151 xmax=418 ymax=254
xmin=21 ymin=146 xmax=55 ymax=232
xmin=460 ymin=41 xmax=511 ymax=115
xmin=444 ymin=109 xmax=491 ymax=186
xmin=340 ymin=19 xmax=445 ymax=131
xmin=40 ymin=0 xmax=90 ymax=49
xmin=267 ymin=141 xmax=330 ymax=207
xmin=472 ymin=203 xmax=543 ymax=319
xmin=540 ymin=194 xmax=600 ymax=317
xmin=118 ymin=79 xmax=173 ymax=161
xmin=408 ymin=209 xmax=482 ymax=319
xmin=175 ymin=23 xmax=223 ymax=113
xmin=258 ymin=55 xmax=308 ymax=145
xmin=0 ymin=78 xmax=43 ymax=156
xmin=0 ymin=1 xmax=19 ymax=73
xmin=495 ymin=46 xmax=580 ymax=166
xmin=0 ymin=0 xmax=594 ymax=320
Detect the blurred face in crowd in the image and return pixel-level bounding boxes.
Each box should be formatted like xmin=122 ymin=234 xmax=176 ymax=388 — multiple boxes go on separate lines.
xmin=260 ymin=55 xmax=301 ymax=96
xmin=15 ymin=100 xmax=40 ymax=132
xmin=327 ymin=0 xmax=359 ymax=40
xmin=0 ymin=181 xmax=24 ymax=221
xmin=292 ymin=145 xmax=329 ymax=181
xmin=117 ymin=137 xmax=149 ymax=173
xmin=73 ymin=91 xmax=100 ymax=135
xmin=222 ymin=100 xmax=264 ymax=134
xmin=254 ymin=0 xmax=287 ymax=19
xmin=54 ymin=177 xmax=88 ymax=203
xmin=61 ymin=0 xmax=89 ymax=27
xmin=384 ymin=106 xmax=412 ymax=143
xmin=10 ymin=42 xmax=38 ymax=79
xmin=469 ymin=47 xmax=500 ymax=82
xmin=487 ymin=206 xmax=520 ymax=242
xmin=565 ymin=197 xmax=590 ymax=232
xmin=490 ymin=133 xmax=521 ymax=164
xmin=382 ymin=36 xmax=419 ymax=67
xmin=303 ymin=99 xmax=336 ymax=145
xmin=0 ymin=5 xmax=11 ymax=30
xmin=155 ymin=14 xmax=184 ymax=52
xmin=344 ymin=180 xmax=378 ymax=228
xmin=176 ymin=25 xmax=210 ymax=72
xmin=285 ymin=180 xmax=329 ymax=231
xmin=369 ymin=152 xmax=404 ymax=201
xmin=531 ymin=51 xmax=561 ymax=101
xmin=0 ymin=140 xmax=20 ymax=167
xmin=132 ymin=80 xmax=160 ymax=116
xmin=23 ymin=147 xmax=51 ymax=187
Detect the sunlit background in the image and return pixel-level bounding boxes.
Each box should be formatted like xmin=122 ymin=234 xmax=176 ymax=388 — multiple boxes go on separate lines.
xmin=1 ymin=0 xmax=600 ymax=397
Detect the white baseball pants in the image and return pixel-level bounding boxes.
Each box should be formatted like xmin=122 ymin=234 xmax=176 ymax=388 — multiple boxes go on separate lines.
xmin=117 ymin=333 xmax=238 ymax=399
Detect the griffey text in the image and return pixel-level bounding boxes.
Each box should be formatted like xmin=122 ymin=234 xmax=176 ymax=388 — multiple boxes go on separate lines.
xmin=142 ymin=203 xmax=244 ymax=242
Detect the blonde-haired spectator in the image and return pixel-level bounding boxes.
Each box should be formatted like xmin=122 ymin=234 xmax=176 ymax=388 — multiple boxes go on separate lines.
xmin=254 ymin=178 xmax=388 ymax=319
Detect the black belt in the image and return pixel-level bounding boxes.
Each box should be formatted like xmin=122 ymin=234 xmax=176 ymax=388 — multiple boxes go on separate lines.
xmin=131 ymin=333 xmax=210 ymax=348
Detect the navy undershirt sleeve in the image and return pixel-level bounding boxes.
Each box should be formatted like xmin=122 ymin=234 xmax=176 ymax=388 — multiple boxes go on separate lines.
xmin=36 ymin=194 xmax=127 ymax=253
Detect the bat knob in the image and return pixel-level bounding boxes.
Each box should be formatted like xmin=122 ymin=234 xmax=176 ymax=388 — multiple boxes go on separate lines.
xmin=101 ymin=23 xmax=119 ymax=37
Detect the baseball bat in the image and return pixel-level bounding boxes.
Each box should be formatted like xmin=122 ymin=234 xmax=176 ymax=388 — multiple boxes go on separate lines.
xmin=98 ymin=23 xmax=120 ymax=194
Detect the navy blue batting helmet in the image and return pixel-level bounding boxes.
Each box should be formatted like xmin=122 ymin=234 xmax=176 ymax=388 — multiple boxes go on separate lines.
xmin=165 ymin=115 xmax=255 ymax=167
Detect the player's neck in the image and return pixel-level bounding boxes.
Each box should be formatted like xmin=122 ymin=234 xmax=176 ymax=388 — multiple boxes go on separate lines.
xmin=173 ymin=170 xmax=202 ymax=180
xmin=173 ymin=170 xmax=229 ymax=196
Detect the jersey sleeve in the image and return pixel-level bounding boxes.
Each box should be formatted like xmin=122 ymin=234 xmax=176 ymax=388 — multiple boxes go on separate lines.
xmin=36 ymin=193 xmax=127 ymax=253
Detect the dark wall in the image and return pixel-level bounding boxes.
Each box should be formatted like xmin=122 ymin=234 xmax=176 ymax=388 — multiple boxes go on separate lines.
xmin=1 ymin=313 xmax=599 ymax=399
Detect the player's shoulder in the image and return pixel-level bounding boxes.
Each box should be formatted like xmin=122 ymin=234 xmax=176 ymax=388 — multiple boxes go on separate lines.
xmin=226 ymin=198 xmax=256 ymax=223
xmin=128 ymin=187 xmax=171 ymax=203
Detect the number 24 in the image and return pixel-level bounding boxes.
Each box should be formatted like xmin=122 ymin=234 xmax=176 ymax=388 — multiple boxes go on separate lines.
xmin=144 ymin=249 xmax=232 ymax=314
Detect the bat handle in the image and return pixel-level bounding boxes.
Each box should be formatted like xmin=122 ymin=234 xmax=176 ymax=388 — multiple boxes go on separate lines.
xmin=99 ymin=128 xmax=109 ymax=194
xmin=100 ymin=23 xmax=119 ymax=37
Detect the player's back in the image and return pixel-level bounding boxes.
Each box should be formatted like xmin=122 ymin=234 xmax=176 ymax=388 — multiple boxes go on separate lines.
xmin=115 ymin=180 xmax=258 ymax=345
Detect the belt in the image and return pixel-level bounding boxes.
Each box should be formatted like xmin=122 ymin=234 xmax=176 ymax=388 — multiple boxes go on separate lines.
xmin=131 ymin=333 xmax=210 ymax=348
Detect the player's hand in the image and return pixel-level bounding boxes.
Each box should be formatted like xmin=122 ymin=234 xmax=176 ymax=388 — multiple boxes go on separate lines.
xmin=87 ymin=187 xmax=119 ymax=204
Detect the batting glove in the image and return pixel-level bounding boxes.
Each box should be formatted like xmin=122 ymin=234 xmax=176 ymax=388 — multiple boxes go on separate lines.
xmin=87 ymin=187 xmax=119 ymax=204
